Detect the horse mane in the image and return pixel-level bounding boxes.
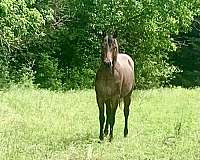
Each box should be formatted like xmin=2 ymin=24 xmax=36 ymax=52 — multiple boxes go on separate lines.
xmin=112 ymin=38 xmax=119 ymax=73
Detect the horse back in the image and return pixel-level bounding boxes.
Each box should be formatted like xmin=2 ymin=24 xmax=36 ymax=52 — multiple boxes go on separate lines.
xmin=117 ymin=54 xmax=134 ymax=70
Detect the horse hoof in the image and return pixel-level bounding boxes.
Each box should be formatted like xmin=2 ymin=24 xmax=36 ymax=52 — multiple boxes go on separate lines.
xmin=124 ymin=129 xmax=128 ymax=137
xmin=109 ymin=136 xmax=113 ymax=142
xmin=109 ymin=138 xmax=113 ymax=142
xmin=104 ymin=130 xmax=108 ymax=136
xmin=99 ymin=135 xmax=104 ymax=141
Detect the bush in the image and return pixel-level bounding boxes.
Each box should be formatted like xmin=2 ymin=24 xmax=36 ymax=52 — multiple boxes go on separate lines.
xmin=64 ymin=67 xmax=96 ymax=90
xmin=0 ymin=0 xmax=199 ymax=90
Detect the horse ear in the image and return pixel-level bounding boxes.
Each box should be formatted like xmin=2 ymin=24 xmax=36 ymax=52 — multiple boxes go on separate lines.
xmin=102 ymin=30 xmax=106 ymax=38
xmin=96 ymin=30 xmax=106 ymax=39
xmin=113 ymin=31 xmax=118 ymax=38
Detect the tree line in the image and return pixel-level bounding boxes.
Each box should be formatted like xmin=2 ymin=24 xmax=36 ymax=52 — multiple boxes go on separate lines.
xmin=0 ymin=0 xmax=199 ymax=90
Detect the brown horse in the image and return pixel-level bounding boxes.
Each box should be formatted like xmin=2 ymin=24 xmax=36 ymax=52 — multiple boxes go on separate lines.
xmin=95 ymin=32 xmax=135 ymax=141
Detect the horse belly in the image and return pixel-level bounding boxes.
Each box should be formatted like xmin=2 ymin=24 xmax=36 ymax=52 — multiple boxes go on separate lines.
xmin=116 ymin=54 xmax=135 ymax=97
xmin=121 ymin=70 xmax=134 ymax=97
xmin=121 ymin=81 xmax=133 ymax=97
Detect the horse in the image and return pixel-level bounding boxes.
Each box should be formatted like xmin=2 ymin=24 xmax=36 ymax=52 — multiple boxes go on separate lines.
xmin=95 ymin=32 xmax=135 ymax=142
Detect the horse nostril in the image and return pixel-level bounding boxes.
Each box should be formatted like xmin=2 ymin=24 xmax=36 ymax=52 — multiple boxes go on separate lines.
xmin=104 ymin=60 xmax=112 ymax=67
xmin=108 ymin=61 xmax=112 ymax=67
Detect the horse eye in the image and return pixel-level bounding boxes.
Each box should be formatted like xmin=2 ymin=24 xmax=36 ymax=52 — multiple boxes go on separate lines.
xmin=102 ymin=46 xmax=106 ymax=51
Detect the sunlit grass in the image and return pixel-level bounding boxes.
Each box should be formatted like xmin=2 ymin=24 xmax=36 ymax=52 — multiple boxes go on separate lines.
xmin=0 ymin=87 xmax=199 ymax=159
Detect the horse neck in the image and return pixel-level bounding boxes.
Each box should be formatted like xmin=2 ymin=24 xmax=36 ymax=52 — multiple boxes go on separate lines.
xmin=112 ymin=54 xmax=118 ymax=74
xmin=113 ymin=39 xmax=119 ymax=68
xmin=100 ymin=61 xmax=116 ymax=76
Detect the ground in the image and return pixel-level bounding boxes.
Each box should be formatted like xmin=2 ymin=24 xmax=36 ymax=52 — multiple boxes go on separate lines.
xmin=0 ymin=86 xmax=199 ymax=160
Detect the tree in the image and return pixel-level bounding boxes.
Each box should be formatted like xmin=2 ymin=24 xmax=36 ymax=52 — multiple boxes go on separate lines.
xmin=170 ymin=17 xmax=200 ymax=88
xmin=0 ymin=0 xmax=48 ymax=87
xmin=82 ymin=0 xmax=200 ymax=88
xmin=0 ymin=0 xmax=199 ymax=89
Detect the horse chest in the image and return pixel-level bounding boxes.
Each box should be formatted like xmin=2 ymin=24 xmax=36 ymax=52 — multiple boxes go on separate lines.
xmin=95 ymin=75 xmax=121 ymax=98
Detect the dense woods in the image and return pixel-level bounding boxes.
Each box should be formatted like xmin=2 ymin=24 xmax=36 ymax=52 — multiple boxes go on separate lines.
xmin=0 ymin=0 xmax=199 ymax=90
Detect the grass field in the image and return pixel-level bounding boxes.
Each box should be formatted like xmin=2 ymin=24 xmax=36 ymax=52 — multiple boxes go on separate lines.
xmin=0 ymin=86 xmax=199 ymax=160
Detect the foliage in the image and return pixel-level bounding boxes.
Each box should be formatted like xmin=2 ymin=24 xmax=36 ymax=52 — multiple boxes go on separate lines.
xmin=0 ymin=0 xmax=43 ymax=86
xmin=89 ymin=0 xmax=200 ymax=88
xmin=170 ymin=17 xmax=200 ymax=88
xmin=0 ymin=0 xmax=200 ymax=89
xmin=64 ymin=67 xmax=96 ymax=90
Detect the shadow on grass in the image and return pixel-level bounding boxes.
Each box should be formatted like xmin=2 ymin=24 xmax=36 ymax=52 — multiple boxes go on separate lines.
xmin=56 ymin=132 xmax=98 ymax=148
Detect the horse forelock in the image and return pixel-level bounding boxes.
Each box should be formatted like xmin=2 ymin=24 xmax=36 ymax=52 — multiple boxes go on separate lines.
xmin=103 ymin=35 xmax=119 ymax=54
xmin=107 ymin=35 xmax=113 ymax=47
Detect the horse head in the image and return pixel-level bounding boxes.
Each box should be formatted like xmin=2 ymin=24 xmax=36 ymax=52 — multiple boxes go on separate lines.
xmin=101 ymin=32 xmax=119 ymax=71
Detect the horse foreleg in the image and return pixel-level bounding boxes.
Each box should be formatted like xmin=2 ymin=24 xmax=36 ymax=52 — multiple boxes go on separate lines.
xmin=97 ymin=98 xmax=105 ymax=141
xmin=109 ymin=99 xmax=118 ymax=142
xmin=104 ymin=100 xmax=111 ymax=136
xmin=124 ymin=95 xmax=131 ymax=137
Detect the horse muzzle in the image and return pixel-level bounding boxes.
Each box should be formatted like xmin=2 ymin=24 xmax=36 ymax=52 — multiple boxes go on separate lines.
xmin=103 ymin=60 xmax=112 ymax=68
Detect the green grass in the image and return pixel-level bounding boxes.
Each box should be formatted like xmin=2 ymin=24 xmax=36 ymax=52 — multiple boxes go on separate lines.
xmin=0 ymin=86 xmax=199 ymax=160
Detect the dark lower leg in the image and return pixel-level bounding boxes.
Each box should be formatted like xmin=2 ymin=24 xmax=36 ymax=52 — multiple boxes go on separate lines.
xmin=104 ymin=100 xmax=111 ymax=136
xmin=109 ymin=102 xmax=117 ymax=141
xmin=124 ymin=107 xmax=129 ymax=137
xmin=109 ymin=112 xmax=116 ymax=141
xmin=124 ymin=96 xmax=131 ymax=137
xmin=99 ymin=111 xmax=105 ymax=140
xmin=98 ymin=101 xmax=105 ymax=141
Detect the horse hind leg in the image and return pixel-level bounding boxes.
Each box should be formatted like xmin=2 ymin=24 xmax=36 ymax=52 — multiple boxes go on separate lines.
xmin=124 ymin=95 xmax=131 ymax=137
xmin=104 ymin=100 xmax=111 ymax=136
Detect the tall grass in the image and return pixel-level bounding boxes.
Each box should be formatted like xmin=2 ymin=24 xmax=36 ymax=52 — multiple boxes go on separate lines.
xmin=0 ymin=87 xmax=199 ymax=159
